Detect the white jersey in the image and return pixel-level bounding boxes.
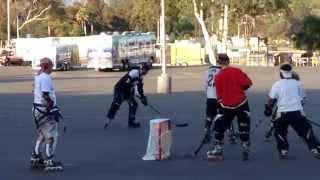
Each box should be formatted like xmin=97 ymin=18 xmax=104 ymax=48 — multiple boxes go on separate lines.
xmin=34 ymin=72 xmax=57 ymax=106
xmin=269 ymin=79 xmax=305 ymax=113
xmin=204 ymin=66 xmax=221 ymax=99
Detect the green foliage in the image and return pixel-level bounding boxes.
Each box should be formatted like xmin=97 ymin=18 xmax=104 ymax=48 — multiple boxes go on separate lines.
xmin=175 ymin=18 xmax=195 ymax=35
xmin=0 ymin=0 xmax=319 ymax=48
xmin=127 ymin=0 xmax=160 ymax=31
xmin=292 ymin=16 xmax=320 ymax=50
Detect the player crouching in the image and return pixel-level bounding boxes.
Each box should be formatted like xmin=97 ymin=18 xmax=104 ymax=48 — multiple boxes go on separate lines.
xmin=264 ymin=64 xmax=320 ymax=159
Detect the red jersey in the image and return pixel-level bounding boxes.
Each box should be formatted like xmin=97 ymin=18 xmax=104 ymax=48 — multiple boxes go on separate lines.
xmin=215 ymin=66 xmax=252 ymax=108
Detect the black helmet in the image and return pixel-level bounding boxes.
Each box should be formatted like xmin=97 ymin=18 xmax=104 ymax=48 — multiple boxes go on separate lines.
xmin=280 ymin=63 xmax=292 ymax=71
xmin=217 ymin=53 xmax=230 ymax=65
xmin=279 ymin=63 xmax=293 ymax=79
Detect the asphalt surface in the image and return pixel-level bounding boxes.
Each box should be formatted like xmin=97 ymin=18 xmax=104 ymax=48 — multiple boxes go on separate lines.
xmin=0 ymin=66 xmax=320 ymax=180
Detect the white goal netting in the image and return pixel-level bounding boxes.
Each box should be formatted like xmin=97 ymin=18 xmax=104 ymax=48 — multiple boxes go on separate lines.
xmin=142 ymin=118 xmax=172 ymax=161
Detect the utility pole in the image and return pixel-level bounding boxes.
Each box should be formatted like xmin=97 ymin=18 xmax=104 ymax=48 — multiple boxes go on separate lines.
xmin=7 ymin=0 xmax=11 ymax=46
xmin=157 ymin=0 xmax=171 ymax=93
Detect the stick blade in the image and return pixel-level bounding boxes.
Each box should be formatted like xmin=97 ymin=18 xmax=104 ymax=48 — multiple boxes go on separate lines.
xmin=174 ymin=123 xmax=189 ymax=127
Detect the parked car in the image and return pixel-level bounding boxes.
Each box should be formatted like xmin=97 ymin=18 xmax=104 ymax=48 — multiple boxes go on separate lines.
xmin=0 ymin=49 xmax=24 ymax=66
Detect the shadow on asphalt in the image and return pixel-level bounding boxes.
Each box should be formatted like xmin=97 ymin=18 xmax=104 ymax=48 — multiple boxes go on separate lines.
xmin=1 ymin=90 xmax=320 ymax=180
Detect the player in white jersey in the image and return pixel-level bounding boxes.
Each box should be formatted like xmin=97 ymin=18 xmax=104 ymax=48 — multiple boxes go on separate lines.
xmin=203 ymin=65 xmax=236 ymax=144
xmin=264 ymin=71 xmax=302 ymax=141
xmin=31 ymin=58 xmax=63 ymax=171
xmin=264 ymin=64 xmax=320 ymax=159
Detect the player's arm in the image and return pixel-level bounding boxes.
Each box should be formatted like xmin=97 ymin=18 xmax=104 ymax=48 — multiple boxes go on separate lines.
xmin=264 ymin=83 xmax=278 ymax=116
xmin=42 ymin=92 xmax=54 ymax=110
xmin=239 ymin=70 xmax=252 ymax=90
xmin=298 ymin=81 xmax=307 ymax=105
xmin=137 ymin=79 xmax=144 ymax=97
xmin=137 ymin=78 xmax=148 ymax=106
xmin=41 ymin=77 xmax=54 ymax=110
xmin=204 ymin=71 xmax=209 ymax=90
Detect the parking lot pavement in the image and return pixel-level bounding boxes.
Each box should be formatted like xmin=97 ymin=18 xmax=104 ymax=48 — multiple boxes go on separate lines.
xmin=0 ymin=66 xmax=320 ymax=180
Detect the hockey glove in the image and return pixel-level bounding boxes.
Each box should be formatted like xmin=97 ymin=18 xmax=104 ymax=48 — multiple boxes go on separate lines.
xmin=264 ymin=104 xmax=272 ymax=117
xmin=140 ymin=96 xmax=148 ymax=106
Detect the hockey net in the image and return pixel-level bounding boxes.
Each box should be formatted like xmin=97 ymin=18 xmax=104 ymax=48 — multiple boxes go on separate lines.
xmin=142 ymin=118 xmax=172 ymax=160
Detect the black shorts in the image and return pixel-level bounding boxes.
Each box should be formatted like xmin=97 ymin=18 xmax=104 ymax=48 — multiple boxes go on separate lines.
xmin=206 ymin=98 xmax=218 ymax=119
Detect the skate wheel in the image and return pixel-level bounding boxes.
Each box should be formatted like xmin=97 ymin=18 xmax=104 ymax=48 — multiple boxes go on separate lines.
xmin=279 ymin=156 xmax=288 ymax=160
xmin=44 ymin=166 xmax=63 ymax=172
xmin=30 ymin=163 xmax=44 ymax=170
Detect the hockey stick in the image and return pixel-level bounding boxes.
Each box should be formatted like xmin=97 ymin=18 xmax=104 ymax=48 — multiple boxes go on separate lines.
xmin=57 ymin=112 xmax=67 ymax=133
xmin=148 ymin=104 xmax=161 ymax=115
xmin=307 ymin=119 xmax=320 ymax=128
xmin=193 ymin=119 xmax=238 ymax=156
xmin=147 ymin=104 xmax=189 ymax=127
xmin=250 ymin=117 xmax=266 ymax=134
xmin=194 ymin=134 xmax=210 ymax=156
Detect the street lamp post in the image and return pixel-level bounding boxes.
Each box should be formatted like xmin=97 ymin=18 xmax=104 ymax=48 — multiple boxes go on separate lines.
xmin=7 ymin=0 xmax=11 ymax=46
xmin=157 ymin=0 xmax=172 ymax=93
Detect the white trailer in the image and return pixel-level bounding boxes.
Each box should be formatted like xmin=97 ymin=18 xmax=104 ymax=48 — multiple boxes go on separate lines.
xmin=88 ymin=32 xmax=156 ymax=71
xmin=15 ymin=38 xmax=80 ymax=70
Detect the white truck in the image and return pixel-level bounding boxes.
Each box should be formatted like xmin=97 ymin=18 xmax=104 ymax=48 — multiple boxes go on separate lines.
xmin=87 ymin=32 xmax=156 ymax=71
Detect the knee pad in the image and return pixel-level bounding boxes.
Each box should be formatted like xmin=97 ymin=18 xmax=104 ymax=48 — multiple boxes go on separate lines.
xmin=238 ymin=112 xmax=250 ymax=142
xmin=51 ymin=134 xmax=58 ymax=155
xmin=45 ymin=134 xmax=58 ymax=156
xmin=214 ymin=131 xmax=224 ymax=142
xmin=45 ymin=137 xmax=55 ymax=158
xmin=129 ymin=100 xmax=138 ymax=107
xmin=238 ymin=111 xmax=250 ymax=130
xmin=107 ymin=102 xmax=120 ymax=119
xmin=129 ymin=101 xmax=138 ymax=112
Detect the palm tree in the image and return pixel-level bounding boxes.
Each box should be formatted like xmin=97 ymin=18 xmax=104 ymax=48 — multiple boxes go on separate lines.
xmin=76 ymin=6 xmax=89 ymax=36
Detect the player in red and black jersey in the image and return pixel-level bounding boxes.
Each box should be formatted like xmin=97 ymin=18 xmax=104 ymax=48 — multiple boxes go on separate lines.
xmin=207 ymin=54 xmax=252 ymax=161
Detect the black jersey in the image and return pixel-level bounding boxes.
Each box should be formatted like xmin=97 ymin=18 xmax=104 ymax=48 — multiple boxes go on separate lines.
xmin=115 ymin=68 xmax=144 ymax=97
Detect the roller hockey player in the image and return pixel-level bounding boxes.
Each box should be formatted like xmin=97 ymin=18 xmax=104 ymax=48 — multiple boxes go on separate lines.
xmin=104 ymin=63 xmax=150 ymax=128
xmin=264 ymin=71 xmax=301 ymax=141
xmin=203 ymin=65 xmax=237 ymax=145
xmin=207 ymin=54 xmax=252 ymax=161
xmin=264 ymin=64 xmax=320 ymax=159
xmin=30 ymin=58 xmax=63 ymax=171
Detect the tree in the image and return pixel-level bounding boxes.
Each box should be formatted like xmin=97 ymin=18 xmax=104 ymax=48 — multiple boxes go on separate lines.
xmin=175 ymin=18 xmax=195 ymax=36
xmin=15 ymin=0 xmax=52 ymax=34
xmin=126 ymin=0 xmax=160 ymax=32
xmin=76 ymin=6 xmax=90 ymax=35
xmin=192 ymin=0 xmax=216 ymax=65
xmin=292 ymin=16 xmax=320 ymax=51
xmin=0 ymin=2 xmax=7 ymax=42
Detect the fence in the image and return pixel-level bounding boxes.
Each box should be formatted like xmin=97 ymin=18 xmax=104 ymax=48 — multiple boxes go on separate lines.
xmin=230 ymin=51 xmax=320 ymax=67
